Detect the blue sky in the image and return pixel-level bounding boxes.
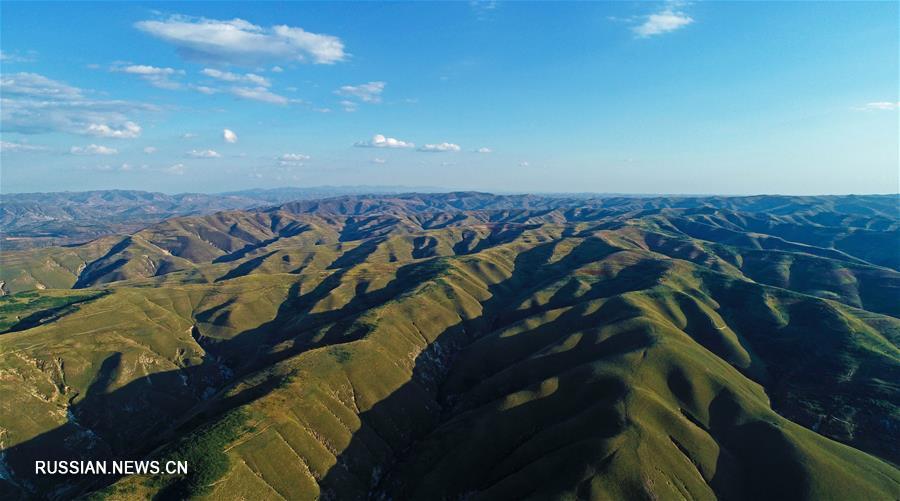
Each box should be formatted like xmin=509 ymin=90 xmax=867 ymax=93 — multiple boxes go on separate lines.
xmin=1 ymin=1 xmax=897 ymax=195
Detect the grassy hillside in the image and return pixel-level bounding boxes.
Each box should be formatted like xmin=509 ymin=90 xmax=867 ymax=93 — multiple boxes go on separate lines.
xmin=0 ymin=193 xmax=897 ymax=500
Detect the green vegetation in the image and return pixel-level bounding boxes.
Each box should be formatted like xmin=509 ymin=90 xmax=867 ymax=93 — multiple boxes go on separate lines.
xmin=153 ymin=410 xmax=251 ymax=498
xmin=0 ymin=289 xmax=105 ymax=332
xmin=0 ymin=193 xmax=897 ymax=500
xmin=328 ymin=346 xmax=353 ymax=364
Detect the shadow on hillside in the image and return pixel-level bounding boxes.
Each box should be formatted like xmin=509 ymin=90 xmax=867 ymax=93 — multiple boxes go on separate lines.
xmin=211 ymin=221 xmax=309 ymax=264
xmin=4 ymin=231 xmax=838 ymax=500
xmin=702 ymin=389 xmax=811 ymax=501
xmin=0 ymin=257 xmax=451 ymax=500
xmin=315 ymin=237 xmax=666 ymax=499
xmin=2 ymin=292 xmax=108 ymax=334
xmin=314 ymin=235 xmax=883 ymax=499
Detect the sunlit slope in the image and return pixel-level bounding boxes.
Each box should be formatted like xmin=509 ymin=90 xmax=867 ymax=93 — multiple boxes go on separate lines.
xmin=0 ymin=237 xmax=117 ymax=293
xmin=0 ymin=193 xmax=897 ymax=500
xmin=87 ymin=234 xmax=900 ymax=500
xmin=0 ymin=274 xmax=302 ymax=495
xmin=4 ymin=193 xmax=896 ymax=293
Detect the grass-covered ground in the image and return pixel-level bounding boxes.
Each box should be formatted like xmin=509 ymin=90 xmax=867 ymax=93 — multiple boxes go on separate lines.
xmin=0 ymin=193 xmax=897 ymax=500
xmin=0 ymin=289 xmax=106 ymax=333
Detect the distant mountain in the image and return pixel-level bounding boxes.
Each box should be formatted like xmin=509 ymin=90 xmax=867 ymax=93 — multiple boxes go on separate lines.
xmin=0 ymin=186 xmax=446 ymax=250
xmin=0 ymin=192 xmax=898 ymax=500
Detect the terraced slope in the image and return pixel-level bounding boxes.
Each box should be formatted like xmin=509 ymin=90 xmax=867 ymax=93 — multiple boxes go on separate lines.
xmin=0 ymin=193 xmax=897 ymax=500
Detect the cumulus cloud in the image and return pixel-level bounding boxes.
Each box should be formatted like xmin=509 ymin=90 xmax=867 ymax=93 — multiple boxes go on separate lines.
xmin=197 ymin=69 xmax=290 ymax=103
xmin=279 ymin=153 xmax=310 ymax=166
xmin=165 ymin=163 xmax=186 ymax=175
xmin=1 ymin=72 xmax=151 ymax=137
xmin=229 ymin=86 xmax=289 ymax=104
xmin=121 ymin=65 xmax=176 ymax=76
xmin=419 ymin=142 xmax=461 ymax=153
xmin=335 ymin=81 xmax=385 ymax=104
xmin=135 ymin=15 xmax=346 ymax=66
xmin=633 ymin=4 xmax=694 ymax=37
xmin=0 ymin=140 xmax=47 ymax=152
xmin=223 ymin=128 xmax=238 ymax=143
xmin=70 ymin=144 xmax=118 ymax=155
xmin=115 ymin=64 xmax=185 ymax=89
xmin=519 ymin=161 xmax=530 ymax=167
xmin=354 ymin=134 xmax=414 ymax=149
xmin=86 ymin=122 xmax=142 ymax=138
xmin=186 ymin=149 xmax=221 ymax=158
xmin=475 ymin=147 xmax=493 ymax=153
xmin=202 ymin=68 xmax=270 ymax=87
xmin=339 ymin=100 xmax=358 ymax=112
xmin=271 ymin=65 xmax=284 ymax=73
xmin=371 ymin=158 xmax=387 ymax=164
xmin=192 ymin=85 xmax=217 ymax=95
xmin=144 ymin=146 xmax=157 ymax=154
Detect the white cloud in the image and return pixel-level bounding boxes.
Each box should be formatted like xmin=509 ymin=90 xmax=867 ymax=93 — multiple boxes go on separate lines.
xmin=202 ymin=68 xmax=271 ymax=87
xmin=223 ymin=128 xmax=238 ymax=143
xmin=201 ymin=68 xmax=240 ymax=82
xmin=144 ymin=146 xmax=157 ymax=154
xmin=1 ymin=72 xmax=81 ymax=98
xmin=0 ymin=50 xmax=37 ymax=63
xmin=354 ymin=134 xmax=414 ymax=149
xmin=186 ymin=149 xmax=221 ymax=158
xmin=116 ymin=64 xmax=185 ymax=89
xmin=470 ymin=0 xmax=498 ymax=20
xmin=633 ymin=5 xmax=694 ymax=37
xmin=371 ymin=158 xmax=386 ymax=164
xmin=519 ymin=161 xmax=530 ymax=167
xmin=86 ymin=122 xmax=142 ymax=138
xmin=70 ymin=144 xmax=118 ymax=155
xmin=0 ymin=140 xmax=47 ymax=152
xmin=419 ymin=142 xmax=461 ymax=153
xmin=182 ymin=132 xmax=198 ymax=139
xmin=1 ymin=73 xmax=150 ymax=137
xmin=229 ymin=86 xmax=289 ymax=104
xmin=192 ymin=85 xmax=217 ymax=94
xmin=81 ymin=162 xmax=133 ymax=172
xmin=272 ymin=24 xmax=347 ymax=64
xmin=475 ymin=147 xmax=493 ymax=153
xmin=135 ymin=15 xmax=346 ymax=66
xmin=245 ymin=74 xmax=269 ymax=86
xmin=121 ymin=65 xmax=179 ymax=76
xmin=335 ymin=81 xmax=385 ymax=104
xmin=271 ymin=65 xmax=284 ymax=73
xmin=339 ymin=100 xmax=358 ymax=112
xmin=197 ymin=68 xmax=293 ymax=103
xmin=860 ymin=101 xmax=900 ymax=111
xmin=164 ymin=163 xmax=186 ymax=175
xmin=279 ymin=153 xmax=310 ymax=166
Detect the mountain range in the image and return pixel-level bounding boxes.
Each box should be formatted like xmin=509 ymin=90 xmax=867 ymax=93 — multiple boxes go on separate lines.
xmin=0 ymin=191 xmax=897 ymax=500
xmin=0 ymin=187 xmax=441 ymax=251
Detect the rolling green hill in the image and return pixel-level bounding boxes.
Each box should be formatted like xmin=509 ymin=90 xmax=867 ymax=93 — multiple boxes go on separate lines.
xmin=0 ymin=193 xmax=897 ymax=500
